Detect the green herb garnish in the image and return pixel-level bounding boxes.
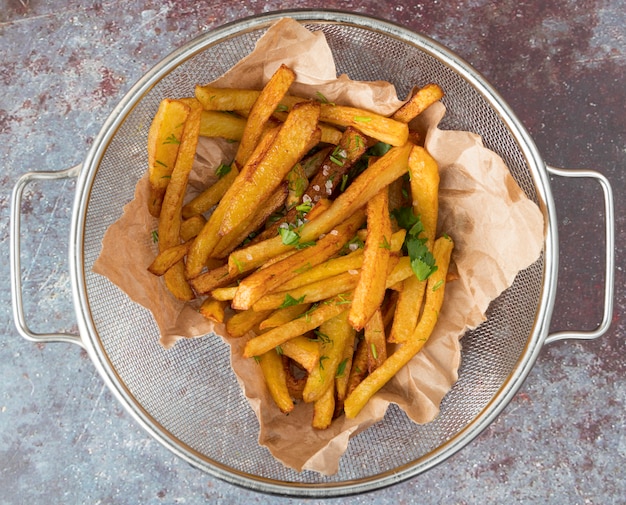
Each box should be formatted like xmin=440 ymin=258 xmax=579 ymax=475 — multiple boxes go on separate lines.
xmin=392 ymin=206 xmax=437 ymax=281
xmin=280 ymin=293 xmax=305 ymax=309
xmin=215 ymin=163 xmax=232 ymax=179
xmin=163 ymin=133 xmax=180 ymax=145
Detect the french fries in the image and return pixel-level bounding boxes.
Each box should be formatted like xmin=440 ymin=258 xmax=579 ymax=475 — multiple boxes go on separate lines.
xmin=144 ymin=63 xmax=452 ymax=429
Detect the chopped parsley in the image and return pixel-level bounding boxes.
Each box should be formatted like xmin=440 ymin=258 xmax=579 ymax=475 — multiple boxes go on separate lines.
xmin=215 ymin=163 xmax=232 ymax=179
xmin=151 ymin=230 xmax=159 ymax=243
xmin=279 ymin=293 xmax=305 ymax=309
xmin=336 ymin=358 xmax=348 ymax=378
xmin=163 ymin=133 xmax=180 ymax=145
xmin=392 ymin=206 xmax=438 ymax=281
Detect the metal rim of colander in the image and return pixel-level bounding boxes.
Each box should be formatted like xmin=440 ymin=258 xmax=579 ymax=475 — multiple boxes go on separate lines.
xmin=69 ymin=10 xmax=557 ymax=497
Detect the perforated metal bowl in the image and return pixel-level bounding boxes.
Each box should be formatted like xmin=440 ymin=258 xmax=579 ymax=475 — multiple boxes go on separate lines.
xmin=11 ymin=10 xmax=614 ymax=497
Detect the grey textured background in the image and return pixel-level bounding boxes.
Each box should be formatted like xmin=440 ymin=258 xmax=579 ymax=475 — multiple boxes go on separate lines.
xmin=2 ymin=1 xmax=624 ymax=504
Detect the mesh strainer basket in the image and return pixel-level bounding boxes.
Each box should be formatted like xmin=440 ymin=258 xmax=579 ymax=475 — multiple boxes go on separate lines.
xmin=11 ymin=10 xmax=614 ymax=497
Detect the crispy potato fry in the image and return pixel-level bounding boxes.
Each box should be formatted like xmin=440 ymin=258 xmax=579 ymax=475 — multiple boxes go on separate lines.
xmin=392 ymin=83 xmax=444 ymax=123
xmin=408 ymin=145 xmax=440 ymax=250
xmin=258 ymin=349 xmax=294 ymax=414
xmin=234 ymin=64 xmax=296 ymax=168
xmin=349 ymin=187 xmax=392 ymax=331
xmin=259 ymin=304 xmax=312 ymax=330
xmin=312 ymin=382 xmax=335 ymax=430
xmin=364 ymin=308 xmax=387 ymax=373
xmin=346 ymin=337 xmax=369 ymax=398
xmin=210 ymin=286 xmax=237 ymax=301
xmin=232 ymin=209 xmax=364 ymax=310
xmin=388 ymin=275 xmax=427 ymax=343
xmin=252 ymin=270 xmax=359 ymax=312
xmin=199 ymin=110 xmax=246 ymax=140
xmin=198 ymin=298 xmax=228 ymax=323
xmin=195 ymin=85 xmax=261 ymax=112
xmin=220 ymin=101 xmax=321 ymax=236
xmin=319 ymin=104 xmax=409 ymax=146
xmin=334 ymin=330 xmax=355 ymax=416
xmin=147 ymin=242 xmax=191 ymax=276
xmin=158 ymin=100 xmax=203 ymax=250
xmin=243 ymin=296 xmax=350 ymax=358
xmin=302 ymin=311 xmax=354 ymax=403
xmin=210 ymin=181 xmax=288 ymax=259
xmin=280 ymin=335 xmax=320 ymax=372
xmin=156 ymin=100 xmax=203 ymax=301
xmin=189 ymin=264 xmax=239 ymax=295
xmin=344 ymin=235 xmax=454 ymax=418
xmin=181 ymin=164 xmax=239 ymax=219
xmin=180 ymin=214 xmax=207 ymax=241
xmin=226 ymin=308 xmax=273 ymax=339
xmin=147 ymin=99 xmax=191 ymax=217
xmin=228 ymin=142 xmax=412 ymax=275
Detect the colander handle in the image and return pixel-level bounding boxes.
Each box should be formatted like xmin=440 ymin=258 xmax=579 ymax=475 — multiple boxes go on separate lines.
xmin=10 ymin=164 xmax=84 ymax=348
xmin=544 ymin=166 xmax=615 ymax=345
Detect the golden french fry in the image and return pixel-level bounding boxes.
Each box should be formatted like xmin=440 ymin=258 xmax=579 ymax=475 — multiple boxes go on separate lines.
xmin=180 ymin=214 xmax=207 ymax=241
xmin=259 ymin=304 xmax=312 ymax=330
xmin=280 ymin=335 xmax=320 ymax=372
xmin=147 ymin=99 xmax=191 ymax=217
xmin=364 ymin=309 xmax=387 ymax=372
xmin=302 ymin=310 xmax=354 ymax=403
xmin=344 ymin=235 xmax=454 ymax=419
xmin=210 ymin=286 xmax=238 ymax=301
xmin=234 ymin=64 xmax=296 ymax=168
xmin=147 ymin=242 xmax=191 ymax=276
xmin=156 ymin=100 xmax=203 ymax=301
xmin=188 ymin=264 xmax=239 ymax=295
xmin=211 ymin=182 xmax=288 ymax=259
xmin=392 ymin=83 xmax=444 ymax=123
xmin=195 ymin=85 xmax=261 ymax=112
xmin=228 ymin=142 xmax=412 ymax=275
xmin=220 ymin=101 xmax=321 ymax=236
xmin=243 ymin=296 xmax=350 ymax=358
xmin=319 ymin=103 xmax=409 ymax=146
xmin=346 ymin=337 xmax=369 ymax=398
xmin=232 ymin=209 xmax=364 ymax=310
xmin=334 ymin=328 xmax=355 ymax=414
xmin=158 ymin=100 xmax=203 ymax=250
xmin=181 ymin=164 xmax=239 ymax=219
xmin=312 ymin=381 xmax=335 ymax=430
xmin=258 ymin=349 xmax=294 ymax=414
xmin=252 ymin=271 xmax=359 ymax=312
xmin=198 ymin=297 xmax=228 ymax=323
xmin=408 ymin=145 xmax=440 ymax=250
xmin=388 ymin=275 xmax=427 ymax=343
xmin=225 ymin=308 xmax=273 ymax=339
xmin=348 ymin=187 xmax=392 ymax=331
xmin=199 ymin=110 xmax=246 ymax=140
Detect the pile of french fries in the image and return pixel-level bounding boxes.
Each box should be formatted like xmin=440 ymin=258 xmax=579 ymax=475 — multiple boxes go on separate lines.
xmin=146 ymin=63 xmax=455 ymax=428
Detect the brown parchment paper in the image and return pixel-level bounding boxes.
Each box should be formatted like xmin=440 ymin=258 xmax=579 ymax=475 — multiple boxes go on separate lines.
xmin=93 ymin=17 xmax=544 ymax=475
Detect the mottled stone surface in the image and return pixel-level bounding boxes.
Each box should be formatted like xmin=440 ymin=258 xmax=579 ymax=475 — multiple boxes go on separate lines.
xmin=1 ymin=1 xmax=624 ymax=503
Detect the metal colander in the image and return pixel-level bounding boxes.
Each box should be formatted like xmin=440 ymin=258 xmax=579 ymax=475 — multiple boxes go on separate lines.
xmin=11 ymin=10 xmax=614 ymax=498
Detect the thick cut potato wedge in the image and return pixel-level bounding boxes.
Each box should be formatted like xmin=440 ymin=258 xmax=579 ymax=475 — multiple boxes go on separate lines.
xmin=220 ymin=101 xmax=321 ymax=237
xmin=348 ymin=187 xmax=392 ymax=331
xmin=147 ymin=99 xmax=191 ymax=218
